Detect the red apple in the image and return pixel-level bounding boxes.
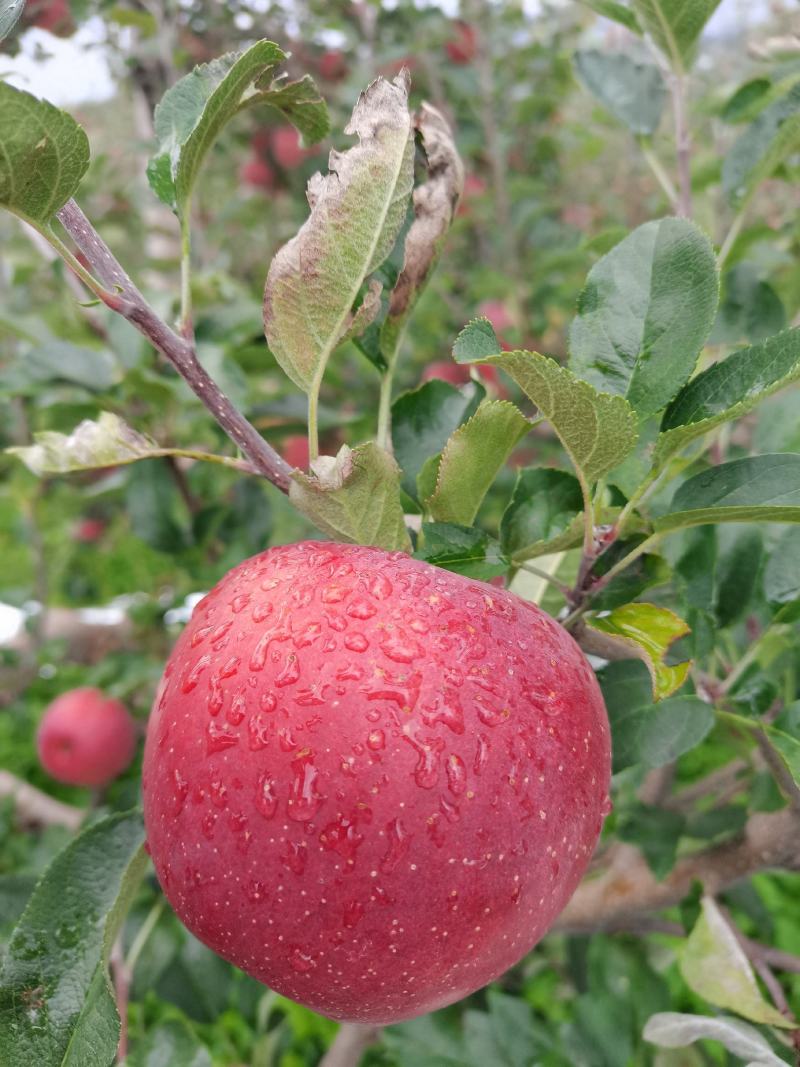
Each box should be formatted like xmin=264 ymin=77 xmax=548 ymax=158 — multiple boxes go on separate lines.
xmin=421 ymin=360 xmax=471 ymax=386
xmin=318 ymin=50 xmax=348 ymax=81
xmin=240 ymin=155 xmax=277 ymax=190
xmin=271 ymin=126 xmax=314 ymax=170
xmin=421 ymin=360 xmax=506 ymax=395
xmin=38 ymin=687 xmax=137 ymax=787
xmin=477 ymin=300 xmax=513 ymax=335
xmin=74 ymin=517 xmax=106 ymax=543
xmin=28 ymin=0 xmax=73 ymax=36
xmin=457 ymin=173 xmax=487 ymax=216
xmin=282 ymin=434 xmax=310 ymax=470
xmin=143 ymin=542 xmax=610 ymax=1024
xmin=446 ymin=21 xmax=478 ymax=64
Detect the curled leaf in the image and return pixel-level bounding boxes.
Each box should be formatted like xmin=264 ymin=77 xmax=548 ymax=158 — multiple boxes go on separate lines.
xmin=380 ymin=103 xmax=464 ymax=358
xmin=289 ymin=443 xmax=411 ymax=552
xmin=588 ymin=602 xmax=691 ymax=700
xmin=264 ymin=72 xmax=415 ymax=393
xmin=643 ymin=1012 xmax=787 ymax=1066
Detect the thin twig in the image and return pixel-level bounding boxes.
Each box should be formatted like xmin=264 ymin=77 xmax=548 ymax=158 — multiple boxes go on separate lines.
xmin=53 ymin=201 xmax=291 ymax=492
xmin=0 ymin=771 xmax=83 ymax=829
xmin=319 ymin=1023 xmax=382 ymax=1067
xmin=670 ymin=71 xmax=692 ymax=217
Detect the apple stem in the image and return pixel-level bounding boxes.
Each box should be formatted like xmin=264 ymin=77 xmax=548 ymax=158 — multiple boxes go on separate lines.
xmin=53 ymin=200 xmax=292 ymax=493
xmin=319 ymin=1023 xmax=382 ymax=1067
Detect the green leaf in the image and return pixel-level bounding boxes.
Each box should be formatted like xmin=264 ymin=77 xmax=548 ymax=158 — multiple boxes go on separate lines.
xmin=714 ymin=528 xmax=763 ymax=629
xmin=242 ymin=73 xmax=329 ymax=146
xmin=589 ymin=602 xmax=691 ymax=700
xmin=129 ymin=1018 xmax=211 ymax=1067
xmin=600 ymin=663 xmax=713 ymax=770
xmin=415 ymin=523 xmax=508 ymax=581
xmin=681 ymin=897 xmax=795 ymax=1028
xmin=656 ymin=330 xmax=800 ymax=470
xmin=569 ymin=218 xmax=719 ymax=419
xmin=0 ymin=82 xmax=90 ymax=226
xmin=391 ymin=379 xmax=484 ymax=499
xmin=723 ymin=82 xmax=800 ymax=206
xmin=580 ymin=0 xmax=642 ymax=32
xmin=264 ymin=73 xmax=414 ymax=393
xmin=617 ymin=804 xmax=686 ymax=878
xmin=380 ymin=103 xmax=463 ymax=360
xmin=453 ymin=317 xmax=501 ymax=363
xmin=289 ymin=443 xmax=411 ymax=552
xmin=0 ymin=811 xmax=147 ymax=1065
xmin=455 ymin=344 xmax=638 ymax=483
xmin=500 ymin=467 xmax=584 ymax=560
xmin=763 ymin=526 xmax=800 ymax=606
xmin=426 ymin=400 xmax=530 ymax=525
xmin=0 ymin=0 xmax=24 ymax=41
xmin=644 ymin=1012 xmax=788 ymax=1066
xmin=630 ymin=0 xmax=722 ymax=71
xmin=14 ymin=341 xmax=121 ymax=392
xmin=709 ymin=263 xmax=785 ymax=345
xmin=656 ymin=454 xmax=800 ymax=532
xmin=574 ymin=51 xmax=666 ymax=136
xmin=590 ymin=539 xmax=671 ymax=611
xmin=765 ymin=726 xmax=800 ymax=790
xmin=148 ymin=41 xmax=323 ymax=213
xmin=721 ymin=78 xmax=774 ymax=124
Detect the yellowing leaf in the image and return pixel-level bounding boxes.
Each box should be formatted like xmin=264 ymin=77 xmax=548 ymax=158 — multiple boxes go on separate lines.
xmin=681 ymin=897 xmax=796 ymax=1029
xmin=588 ymin=602 xmax=690 ymax=700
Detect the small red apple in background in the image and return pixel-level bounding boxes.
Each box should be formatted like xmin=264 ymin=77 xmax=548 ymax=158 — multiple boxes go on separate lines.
xmin=37 ymin=687 xmax=137 ymax=787
xmin=270 ymin=126 xmax=315 ymax=170
xmin=457 ymin=173 xmax=487 ymax=216
xmin=421 ymin=360 xmax=471 ymax=387
xmin=240 ymin=155 xmax=277 ymax=191
xmin=282 ymin=434 xmax=310 ymax=470
xmin=143 ymin=542 xmax=610 ymax=1024
xmin=26 ymin=0 xmax=74 ymax=36
xmin=446 ymin=21 xmax=478 ymax=64
xmin=318 ymin=50 xmax=348 ymax=81
xmin=477 ymin=299 xmax=513 ymax=336
xmin=421 ymin=359 xmax=506 ymax=396
xmin=74 ymin=517 xmax=106 ymax=543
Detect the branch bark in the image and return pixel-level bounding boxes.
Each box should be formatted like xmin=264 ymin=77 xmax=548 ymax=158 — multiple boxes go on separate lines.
xmin=0 ymin=770 xmax=84 ymax=830
xmin=54 ymin=200 xmax=292 ymax=493
xmin=555 ymin=807 xmax=800 ymax=934
xmin=319 ymin=1023 xmax=381 ymax=1067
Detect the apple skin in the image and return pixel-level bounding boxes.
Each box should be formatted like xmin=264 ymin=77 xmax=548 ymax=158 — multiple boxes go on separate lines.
xmin=446 ymin=21 xmax=478 ymax=64
xmin=282 ymin=434 xmax=310 ymax=470
xmin=142 ymin=542 xmax=610 ymax=1024
xmin=421 ymin=359 xmax=505 ymax=394
xmin=318 ymin=50 xmax=348 ymax=81
xmin=27 ymin=0 xmax=73 ymax=36
xmin=37 ymin=687 xmax=137 ymax=787
xmin=270 ymin=126 xmax=313 ymax=170
xmin=240 ymin=155 xmax=277 ymax=190
xmin=74 ymin=517 xmax=106 ymax=543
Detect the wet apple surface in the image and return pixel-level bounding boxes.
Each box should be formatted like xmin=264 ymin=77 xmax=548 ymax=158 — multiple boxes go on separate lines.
xmin=143 ymin=542 xmax=611 ymax=1023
